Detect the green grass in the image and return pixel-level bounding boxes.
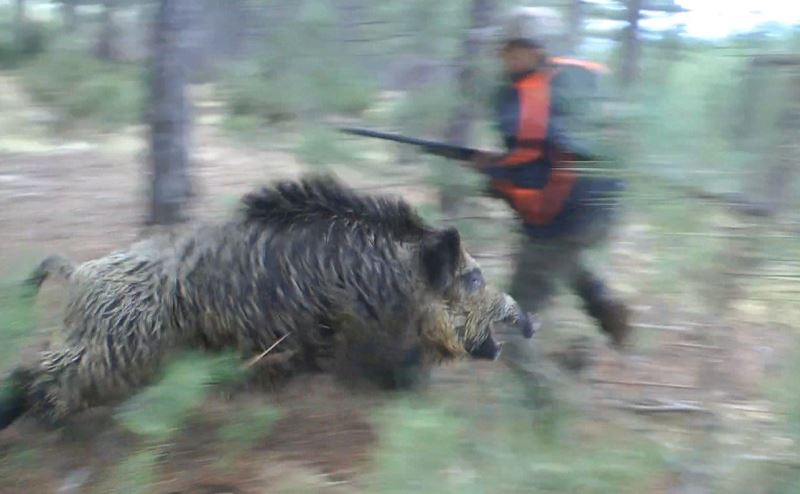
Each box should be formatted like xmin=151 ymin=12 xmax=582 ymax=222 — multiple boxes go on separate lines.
xmin=367 ymin=372 xmax=668 ymax=493
xmin=98 ymin=448 xmax=161 ymax=494
xmin=0 ymin=273 xmax=38 ymax=371
xmin=115 ymin=350 xmax=242 ymax=442
xmin=216 ymin=400 xmax=281 ymax=467
xmin=105 ymin=351 xmax=247 ymax=492
xmin=715 ymin=338 xmax=800 ymax=494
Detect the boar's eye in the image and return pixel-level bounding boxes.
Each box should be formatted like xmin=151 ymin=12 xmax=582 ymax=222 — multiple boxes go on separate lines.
xmin=462 ymin=268 xmax=485 ymax=293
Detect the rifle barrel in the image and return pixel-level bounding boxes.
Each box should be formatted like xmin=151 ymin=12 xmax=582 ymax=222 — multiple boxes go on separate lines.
xmin=338 ymin=126 xmax=480 ymax=161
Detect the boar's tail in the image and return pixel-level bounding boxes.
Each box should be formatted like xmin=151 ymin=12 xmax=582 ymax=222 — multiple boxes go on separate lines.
xmin=24 ymin=255 xmax=76 ymax=298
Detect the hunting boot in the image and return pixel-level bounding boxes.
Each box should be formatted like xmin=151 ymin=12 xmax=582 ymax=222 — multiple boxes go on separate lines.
xmin=575 ymin=273 xmax=632 ymax=349
xmin=587 ymin=297 xmax=631 ymax=349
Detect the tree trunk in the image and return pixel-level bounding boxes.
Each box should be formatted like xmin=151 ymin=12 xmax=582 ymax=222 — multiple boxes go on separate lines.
xmin=96 ymin=0 xmax=120 ymax=61
xmin=62 ymin=0 xmax=77 ymax=33
xmin=14 ymin=0 xmax=26 ymax=48
xmin=761 ymin=73 xmax=800 ymax=215
xmin=440 ymin=0 xmax=498 ymax=215
xmin=618 ymin=0 xmax=642 ymax=88
xmin=147 ymin=0 xmax=197 ymax=226
xmin=566 ymin=0 xmax=585 ymax=55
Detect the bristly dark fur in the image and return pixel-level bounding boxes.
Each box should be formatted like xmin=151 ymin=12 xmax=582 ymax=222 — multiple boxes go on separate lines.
xmin=240 ymin=174 xmax=429 ymax=239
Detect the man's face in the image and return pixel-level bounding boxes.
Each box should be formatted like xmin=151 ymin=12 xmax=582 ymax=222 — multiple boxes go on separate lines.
xmin=500 ymin=42 xmax=544 ymax=76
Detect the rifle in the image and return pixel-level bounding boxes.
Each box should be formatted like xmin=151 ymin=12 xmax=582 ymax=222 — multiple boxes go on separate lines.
xmin=338 ymin=126 xmax=774 ymax=218
xmin=338 ymin=126 xmax=485 ymax=162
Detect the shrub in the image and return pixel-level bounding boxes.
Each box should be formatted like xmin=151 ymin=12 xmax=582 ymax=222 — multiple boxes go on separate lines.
xmin=19 ymin=48 xmax=144 ymax=129
xmin=0 ymin=13 xmax=50 ymax=69
xmin=294 ymin=125 xmax=362 ymax=171
xmin=115 ymin=351 xmax=242 ymax=442
xmin=221 ymin=64 xmax=301 ymax=125
xmin=103 ymin=351 xmax=245 ymax=492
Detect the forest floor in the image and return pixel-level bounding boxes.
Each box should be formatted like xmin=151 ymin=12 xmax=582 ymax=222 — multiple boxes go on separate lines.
xmin=0 ymin=72 xmax=796 ymax=493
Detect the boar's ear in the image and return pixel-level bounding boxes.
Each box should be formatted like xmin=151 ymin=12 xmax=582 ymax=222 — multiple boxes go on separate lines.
xmin=421 ymin=227 xmax=462 ymax=292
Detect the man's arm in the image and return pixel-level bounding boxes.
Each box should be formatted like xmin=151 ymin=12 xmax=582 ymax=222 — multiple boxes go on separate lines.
xmin=471 ymin=83 xmax=551 ymax=188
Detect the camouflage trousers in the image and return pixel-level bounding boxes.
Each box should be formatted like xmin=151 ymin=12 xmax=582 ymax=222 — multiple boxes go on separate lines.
xmin=497 ymin=217 xmax=615 ymax=373
xmin=508 ymin=229 xmax=611 ymax=315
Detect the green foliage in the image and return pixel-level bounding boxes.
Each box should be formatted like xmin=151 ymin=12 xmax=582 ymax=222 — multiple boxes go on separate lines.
xmin=0 ymin=443 xmax=43 ymax=489
xmin=312 ymin=65 xmax=377 ymax=116
xmin=1 ymin=444 xmax=41 ymax=471
xmin=717 ymin=339 xmax=800 ymax=494
xmin=372 ymin=0 xmax=469 ymax=58
xmin=221 ymin=64 xmax=300 ymax=125
xmin=0 ymin=7 xmax=50 ymax=69
xmin=771 ymin=340 xmax=800 ymax=442
xmin=609 ymin=38 xmax=800 ymax=299
xmin=0 ymin=276 xmax=37 ymax=372
xmin=294 ymin=125 xmax=362 ymax=171
xmin=221 ymin=113 xmax=265 ymax=140
xmin=107 ymin=351 xmax=245 ymax=492
xmin=115 ymin=351 xmax=242 ymax=442
xmin=218 ymin=402 xmax=280 ymax=446
xmin=393 ymin=82 xmax=460 ymax=137
xmin=631 ymin=47 xmax=752 ymax=187
xmin=19 ymin=48 xmax=143 ymax=129
xmin=100 ymin=448 xmax=161 ymax=494
xmin=217 ymin=400 xmax=281 ymax=466
xmin=220 ymin=60 xmax=376 ymax=128
xmin=369 ymin=398 xmax=465 ymax=492
xmin=367 ymin=373 xmax=667 ymax=493
xmin=220 ymin=0 xmax=379 ymax=127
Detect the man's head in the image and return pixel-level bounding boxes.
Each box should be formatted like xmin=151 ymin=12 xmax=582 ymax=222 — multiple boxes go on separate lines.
xmin=497 ymin=6 xmax=566 ymax=75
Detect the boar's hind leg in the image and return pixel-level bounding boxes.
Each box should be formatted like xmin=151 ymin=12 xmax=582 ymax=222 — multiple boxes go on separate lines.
xmin=1 ymin=333 xmax=169 ymax=430
xmin=25 ymin=255 xmax=76 ymax=295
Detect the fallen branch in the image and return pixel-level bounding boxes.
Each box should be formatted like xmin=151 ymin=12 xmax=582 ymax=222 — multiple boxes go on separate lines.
xmin=669 ymin=342 xmax=720 ymax=350
xmin=635 ymin=323 xmax=690 ymax=332
xmin=737 ymin=454 xmax=800 ymax=468
xmin=590 ymin=378 xmax=697 ymax=390
xmin=613 ymin=401 xmax=710 ymax=415
xmin=242 ymin=332 xmax=292 ymax=369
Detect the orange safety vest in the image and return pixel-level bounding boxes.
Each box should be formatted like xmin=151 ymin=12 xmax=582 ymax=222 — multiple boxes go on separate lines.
xmin=491 ymin=58 xmax=606 ymax=226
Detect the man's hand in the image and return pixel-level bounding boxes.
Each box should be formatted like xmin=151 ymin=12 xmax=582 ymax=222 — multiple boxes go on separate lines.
xmin=469 ymin=151 xmax=501 ymax=170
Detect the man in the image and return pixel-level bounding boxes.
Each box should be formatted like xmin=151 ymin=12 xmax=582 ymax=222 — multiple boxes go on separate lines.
xmin=472 ymin=7 xmax=631 ymax=351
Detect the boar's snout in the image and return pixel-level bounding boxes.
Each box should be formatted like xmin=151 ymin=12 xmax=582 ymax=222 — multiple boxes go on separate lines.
xmin=500 ymin=295 xmax=538 ymax=339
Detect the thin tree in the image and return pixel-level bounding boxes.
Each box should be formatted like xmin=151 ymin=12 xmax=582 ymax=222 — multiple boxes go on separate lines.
xmin=566 ymin=0 xmax=585 ymax=55
xmin=146 ymin=0 xmax=196 ymax=226
xmin=62 ymin=0 xmax=77 ymax=33
xmin=618 ymin=0 xmax=642 ymax=88
xmin=440 ymin=0 xmax=498 ymax=214
xmin=14 ymin=0 xmax=26 ymax=48
xmin=96 ymin=0 xmax=120 ymax=60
